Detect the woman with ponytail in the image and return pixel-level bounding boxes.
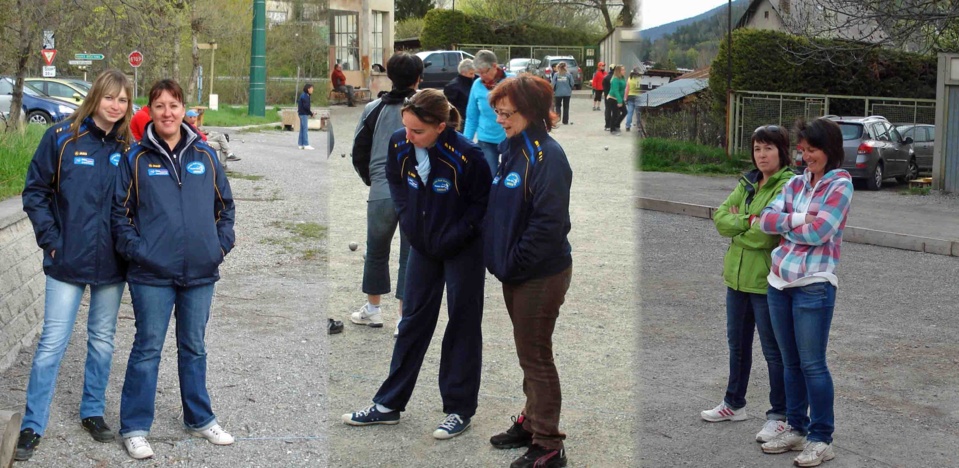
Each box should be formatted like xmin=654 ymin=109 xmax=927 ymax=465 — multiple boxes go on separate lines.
xmin=342 ymin=89 xmax=492 ymax=441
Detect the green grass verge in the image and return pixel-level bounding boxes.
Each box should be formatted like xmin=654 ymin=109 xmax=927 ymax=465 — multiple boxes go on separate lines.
xmin=637 ymin=138 xmax=751 ymax=175
xmin=0 ymin=125 xmax=46 ymax=200
xmin=200 ymin=106 xmax=283 ymax=127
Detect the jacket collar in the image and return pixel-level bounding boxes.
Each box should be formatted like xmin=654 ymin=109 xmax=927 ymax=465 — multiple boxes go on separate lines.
xmin=141 ymin=122 xmax=200 ymax=158
xmin=81 ymin=117 xmax=122 ymax=140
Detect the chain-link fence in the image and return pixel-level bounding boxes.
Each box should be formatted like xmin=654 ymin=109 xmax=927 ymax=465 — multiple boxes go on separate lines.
xmin=454 ymin=44 xmax=602 ymax=80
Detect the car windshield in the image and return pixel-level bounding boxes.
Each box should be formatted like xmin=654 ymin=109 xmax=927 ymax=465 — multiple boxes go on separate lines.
xmin=67 ymin=80 xmax=92 ymax=92
xmin=838 ymin=123 xmax=863 ymax=140
xmin=509 ymin=59 xmax=529 ymax=69
xmin=551 ymin=59 xmax=577 ymax=67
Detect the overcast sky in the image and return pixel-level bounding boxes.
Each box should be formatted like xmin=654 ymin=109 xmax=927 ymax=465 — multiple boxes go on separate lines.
xmin=641 ymin=0 xmax=731 ymax=29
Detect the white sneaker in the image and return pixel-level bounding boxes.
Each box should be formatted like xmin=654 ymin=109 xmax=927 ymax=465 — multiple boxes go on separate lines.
xmin=794 ymin=441 xmax=835 ymax=467
xmin=761 ymin=429 xmax=806 ymax=454
xmin=394 ymin=317 xmax=403 ymax=338
xmin=700 ymin=401 xmax=747 ymax=422
xmin=298 ymin=145 xmax=304 ymax=149
xmin=190 ymin=424 xmax=235 ymax=445
xmin=123 ymin=436 xmax=154 ymax=459
xmin=303 ymin=145 xmax=315 ymax=150
xmin=756 ymin=419 xmax=788 ymax=442
xmin=351 ymin=304 xmax=383 ymax=328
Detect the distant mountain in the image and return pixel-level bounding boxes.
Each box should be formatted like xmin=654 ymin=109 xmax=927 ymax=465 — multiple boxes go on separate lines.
xmin=641 ymin=0 xmax=748 ymax=42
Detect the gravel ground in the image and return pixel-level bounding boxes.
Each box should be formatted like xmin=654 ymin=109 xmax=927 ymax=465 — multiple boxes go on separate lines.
xmin=324 ymin=95 xmax=637 ymax=467
xmin=638 ymin=209 xmax=959 ymax=467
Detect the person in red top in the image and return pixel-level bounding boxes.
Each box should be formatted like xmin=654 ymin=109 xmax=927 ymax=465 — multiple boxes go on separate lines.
xmin=590 ymin=62 xmax=607 ymax=111
xmin=331 ymin=63 xmax=356 ymax=107
xmin=130 ymin=105 xmax=151 ymax=141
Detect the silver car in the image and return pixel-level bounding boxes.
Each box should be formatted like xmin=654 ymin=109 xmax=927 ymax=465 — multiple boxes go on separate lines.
xmin=896 ymin=123 xmax=933 ymax=174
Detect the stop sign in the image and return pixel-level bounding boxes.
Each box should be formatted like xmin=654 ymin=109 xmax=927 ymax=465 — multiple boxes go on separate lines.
xmin=128 ymin=50 xmax=144 ymax=68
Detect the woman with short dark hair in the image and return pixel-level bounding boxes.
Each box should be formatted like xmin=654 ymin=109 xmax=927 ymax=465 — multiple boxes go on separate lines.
xmin=297 ymin=83 xmax=316 ymax=150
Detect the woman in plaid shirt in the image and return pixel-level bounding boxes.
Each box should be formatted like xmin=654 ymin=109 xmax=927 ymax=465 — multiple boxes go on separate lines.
xmin=756 ymin=118 xmax=853 ymax=467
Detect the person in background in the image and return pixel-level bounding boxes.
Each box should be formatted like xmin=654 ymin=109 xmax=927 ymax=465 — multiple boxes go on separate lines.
xmin=463 ymin=49 xmax=507 ymax=173
xmin=298 ymin=83 xmax=316 ymax=150
xmin=16 ymin=69 xmax=134 ymax=462
xmin=113 ymin=79 xmax=236 ymax=460
xmin=342 ymin=89 xmax=491 ymax=441
xmin=184 ymin=109 xmax=239 ymax=170
xmin=444 ymin=58 xmax=476 ymax=122
xmin=624 ymin=69 xmax=642 ymax=132
xmin=551 ymin=62 xmax=574 ymax=126
xmin=758 ymin=117 xmax=853 ymax=467
xmin=349 ymin=52 xmax=423 ymax=337
xmin=701 ymin=125 xmax=794 ymax=446
xmin=130 ymin=104 xmax=151 ymax=141
xmin=485 ymin=75 xmax=573 ymax=468
xmin=590 ymin=62 xmax=606 ymax=111
xmin=331 ymin=62 xmax=356 ymax=107
xmin=606 ymin=65 xmax=627 ymax=135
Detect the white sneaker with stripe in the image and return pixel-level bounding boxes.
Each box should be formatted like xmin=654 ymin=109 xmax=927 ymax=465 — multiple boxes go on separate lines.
xmin=700 ymin=401 xmax=747 ymax=422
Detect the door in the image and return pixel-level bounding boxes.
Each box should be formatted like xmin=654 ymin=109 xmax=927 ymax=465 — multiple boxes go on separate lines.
xmin=916 ymin=126 xmax=935 ymax=171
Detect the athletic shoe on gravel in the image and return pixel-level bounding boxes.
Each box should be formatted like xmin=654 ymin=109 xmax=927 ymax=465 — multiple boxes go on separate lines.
xmin=433 ymin=413 xmax=471 ymax=439
xmin=351 ymin=304 xmax=384 ymax=327
xmin=701 ymin=401 xmax=747 ymax=422
xmin=761 ymin=430 xmax=807 ymax=454
xmin=510 ymin=444 xmax=567 ymax=468
xmin=14 ymin=428 xmax=41 ymax=461
xmin=81 ymin=416 xmax=114 ymax=442
xmin=490 ymin=414 xmax=533 ymax=449
xmin=123 ymin=436 xmax=154 ymax=459
xmin=756 ymin=419 xmax=788 ymax=442
xmin=190 ymin=423 xmax=235 ymax=445
xmin=794 ymin=441 xmax=835 ymax=467
xmin=342 ymin=405 xmax=400 ymax=426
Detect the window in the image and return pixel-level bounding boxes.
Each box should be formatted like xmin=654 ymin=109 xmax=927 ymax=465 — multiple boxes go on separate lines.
xmin=372 ymin=11 xmax=386 ymax=68
xmin=764 ymin=10 xmax=769 ymax=19
xmin=331 ymin=10 xmax=359 ymax=71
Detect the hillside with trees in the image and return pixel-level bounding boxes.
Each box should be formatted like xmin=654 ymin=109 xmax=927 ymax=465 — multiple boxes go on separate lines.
xmin=640 ymin=0 xmax=748 ymax=69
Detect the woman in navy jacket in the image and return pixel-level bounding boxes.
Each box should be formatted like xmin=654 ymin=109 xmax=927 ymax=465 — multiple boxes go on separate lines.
xmin=484 ymin=75 xmax=573 ymax=468
xmin=16 ymin=69 xmax=133 ymax=461
xmin=342 ymin=89 xmax=492 ymax=440
xmin=112 ymin=79 xmax=235 ymax=460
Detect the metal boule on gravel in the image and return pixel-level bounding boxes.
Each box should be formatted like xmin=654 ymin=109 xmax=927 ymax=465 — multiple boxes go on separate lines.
xmin=349 ymin=242 xmax=358 ymax=251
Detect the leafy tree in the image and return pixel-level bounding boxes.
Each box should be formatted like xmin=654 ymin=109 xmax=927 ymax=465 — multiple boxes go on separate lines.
xmin=396 ymin=0 xmax=436 ymax=22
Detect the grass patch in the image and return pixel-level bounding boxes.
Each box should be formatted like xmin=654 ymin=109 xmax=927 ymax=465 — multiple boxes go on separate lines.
xmin=201 ymin=106 xmax=282 ymax=127
xmin=0 ymin=125 xmax=46 ymax=200
xmin=638 ymin=138 xmax=751 ymax=175
xmin=267 ymin=221 xmax=328 ymax=241
xmin=261 ymin=221 xmax=327 ymax=260
xmin=228 ymin=172 xmax=265 ymax=181
xmin=900 ymin=186 xmax=931 ymax=196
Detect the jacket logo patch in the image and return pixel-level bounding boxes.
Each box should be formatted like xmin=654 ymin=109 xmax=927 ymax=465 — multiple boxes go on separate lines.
xmin=407 ymin=176 xmax=419 ymax=189
xmin=492 ymin=175 xmax=500 ymax=185
xmin=74 ymin=157 xmax=95 ymax=166
xmin=432 ymin=178 xmax=451 ymax=194
xmin=110 ymin=153 xmax=121 ymax=166
xmin=504 ymin=172 xmax=521 ymax=189
xmin=147 ymin=168 xmax=169 ymax=176
xmin=186 ymin=161 xmax=206 ymax=175
xmin=75 ymin=151 xmax=88 ymax=156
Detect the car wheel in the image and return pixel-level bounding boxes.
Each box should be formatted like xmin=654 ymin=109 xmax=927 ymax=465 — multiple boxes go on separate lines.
xmin=865 ymin=162 xmax=883 ymax=190
xmin=27 ymin=111 xmax=52 ymax=125
xmin=907 ymin=159 xmax=919 ymax=181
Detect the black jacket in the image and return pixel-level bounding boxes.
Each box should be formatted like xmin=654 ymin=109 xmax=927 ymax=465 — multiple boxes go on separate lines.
xmin=443 ymin=74 xmax=476 ymax=122
xmin=22 ymin=118 xmax=129 ymax=285
xmin=351 ymin=88 xmax=417 ymax=186
xmin=298 ymin=91 xmax=312 ymax=116
xmin=386 ymin=127 xmax=491 ymax=259
xmin=112 ymin=123 xmax=235 ymax=287
xmin=484 ymin=127 xmax=572 ymax=284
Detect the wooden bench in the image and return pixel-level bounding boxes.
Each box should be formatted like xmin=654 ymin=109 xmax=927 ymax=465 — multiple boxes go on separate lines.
xmin=328 ymin=88 xmax=371 ymax=105
xmin=908 ymin=177 xmax=932 ymax=189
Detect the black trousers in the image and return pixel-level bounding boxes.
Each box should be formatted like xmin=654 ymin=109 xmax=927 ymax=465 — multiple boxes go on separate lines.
xmin=554 ymin=96 xmax=570 ymax=124
xmin=606 ymin=97 xmax=626 ymax=130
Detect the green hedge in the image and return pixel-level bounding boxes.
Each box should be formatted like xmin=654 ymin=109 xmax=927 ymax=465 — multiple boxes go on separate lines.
xmin=710 ymin=29 xmax=937 ymax=112
xmin=421 ymin=10 xmax=601 ymax=50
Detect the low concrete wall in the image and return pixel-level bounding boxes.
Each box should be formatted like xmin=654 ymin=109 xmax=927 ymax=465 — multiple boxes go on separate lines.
xmin=0 ymin=197 xmax=44 ymax=373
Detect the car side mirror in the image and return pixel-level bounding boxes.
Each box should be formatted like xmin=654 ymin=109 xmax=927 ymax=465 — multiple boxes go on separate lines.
xmin=903 ymin=136 xmax=913 ymax=145
xmin=424 ymin=61 xmax=433 ymax=68
xmin=73 ymin=93 xmax=82 ymax=101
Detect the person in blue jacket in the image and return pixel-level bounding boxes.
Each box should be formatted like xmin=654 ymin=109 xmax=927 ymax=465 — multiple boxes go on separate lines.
xmin=112 ymin=79 xmax=236 ymax=460
xmin=484 ymin=75 xmax=573 ymax=468
xmin=16 ymin=69 xmax=134 ymax=462
xmin=463 ymin=49 xmax=507 ymax=172
xmin=297 ymin=83 xmax=316 ymax=150
xmin=342 ymin=89 xmax=492 ymax=440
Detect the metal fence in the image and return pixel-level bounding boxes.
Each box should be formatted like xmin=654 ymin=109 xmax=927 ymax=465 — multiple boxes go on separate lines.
xmin=729 ymin=90 xmax=937 ymax=154
xmin=454 ymin=44 xmax=602 ymax=78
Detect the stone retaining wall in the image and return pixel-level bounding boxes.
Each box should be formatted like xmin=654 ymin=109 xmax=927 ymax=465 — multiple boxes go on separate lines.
xmin=0 ymin=197 xmax=43 ymax=373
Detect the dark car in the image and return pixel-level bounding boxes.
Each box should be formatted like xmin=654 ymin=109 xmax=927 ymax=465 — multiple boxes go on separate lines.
xmin=531 ymin=55 xmax=582 ymax=89
xmin=795 ymin=116 xmax=914 ymax=190
xmin=896 ymin=123 xmax=934 ymax=174
xmin=415 ymin=50 xmax=476 ymax=89
xmin=0 ymin=77 xmax=77 ymax=125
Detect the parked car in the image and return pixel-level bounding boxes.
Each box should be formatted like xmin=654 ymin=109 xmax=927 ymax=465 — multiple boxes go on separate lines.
xmin=415 ymin=50 xmax=476 ymax=89
xmin=531 ymin=55 xmax=582 ymax=89
xmin=0 ymin=77 xmax=77 ymax=125
xmin=506 ymin=58 xmax=537 ymax=77
xmin=795 ymin=116 xmax=914 ymax=190
xmin=896 ymin=123 xmax=934 ymax=173
xmin=26 ymin=77 xmax=89 ymax=105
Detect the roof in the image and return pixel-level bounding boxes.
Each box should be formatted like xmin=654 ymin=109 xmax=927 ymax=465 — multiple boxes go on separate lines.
xmin=735 ymin=0 xmax=888 ymax=44
xmin=637 ymin=78 xmax=709 ymax=109
xmin=644 ymin=69 xmax=683 ymax=78
xmin=677 ymin=67 xmax=710 ymax=80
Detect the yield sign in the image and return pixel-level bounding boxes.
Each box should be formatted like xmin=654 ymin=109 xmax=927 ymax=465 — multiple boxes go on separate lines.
xmin=41 ymin=49 xmax=56 ymax=66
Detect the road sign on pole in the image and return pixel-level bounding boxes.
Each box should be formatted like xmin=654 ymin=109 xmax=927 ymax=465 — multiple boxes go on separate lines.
xmin=68 ymin=60 xmax=92 ymax=66
xmin=42 ymin=66 xmax=56 ymax=77
xmin=128 ymin=50 xmax=144 ymax=68
xmin=75 ymin=53 xmax=104 ymax=60
xmin=41 ymin=50 xmax=56 ymax=66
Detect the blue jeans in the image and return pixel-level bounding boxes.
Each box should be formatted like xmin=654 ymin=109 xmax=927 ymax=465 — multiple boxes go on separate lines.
xmin=477 ymin=140 xmax=500 ymax=174
xmin=767 ymin=282 xmax=836 ymax=444
xmin=363 ymin=198 xmax=410 ymax=299
xmin=21 ymin=277 xmax=124 ymax=435
xmin=724 ymin=288 xmax=786 ymax=420
xmin=120 ymin=283 xmax=218 ymax=437
xmin=298 ymin=115 xmax=309 ymax=146
xmin=625 ymin=96 xmax=638 ymax=129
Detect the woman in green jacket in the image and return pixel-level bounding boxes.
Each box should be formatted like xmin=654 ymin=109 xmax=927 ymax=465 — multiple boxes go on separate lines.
xmin=701 ymin=124 xmax=796 ymax=444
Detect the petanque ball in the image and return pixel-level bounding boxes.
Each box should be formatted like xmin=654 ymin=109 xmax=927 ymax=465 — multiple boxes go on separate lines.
xmin=349 ymin=242 xmax=358 ymax=251
xmin=341 ymin=153 xmax=346 ymax=158
xmin=604 ymin=146 xmax=609 ymax=151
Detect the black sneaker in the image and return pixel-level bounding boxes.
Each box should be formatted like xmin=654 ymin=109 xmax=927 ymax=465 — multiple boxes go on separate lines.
xmin=81 ymin=416 xmax=115 ymax=442
xmin=490 ymin=414 xmax=533 ymax=449
xmin=510 ymin=444 xmax=567 ymax=468
xmin=328 ymin=318 xmax=344 ymax=334
xmin=15 ymin=428 xmax=41 ymax=461
xmin=224 ymin=134 xmax=230 ymax=142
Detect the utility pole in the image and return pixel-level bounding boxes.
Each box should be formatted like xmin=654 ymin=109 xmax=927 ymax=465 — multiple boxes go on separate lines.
xmin=249 ymin=0 xmax=266 ymax=116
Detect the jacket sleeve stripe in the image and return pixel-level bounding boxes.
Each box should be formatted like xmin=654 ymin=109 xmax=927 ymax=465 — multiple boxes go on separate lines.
xmin=201 ymin=151 xmax=226 ymax=224
xmin=438 ymin=159 xmax=459 ymax=195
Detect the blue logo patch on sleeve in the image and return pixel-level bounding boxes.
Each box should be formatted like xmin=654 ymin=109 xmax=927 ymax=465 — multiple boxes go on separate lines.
xmin=492 ymin=175 xmax=500 ymax=185
xmin=186 ymin=161 xmax=206 ymax=175
xmin=504 ymin=172 xmax=521 ymax=189
xmin=407 ymin=176 xmax=419 ymax=189
xmin=147 ymin=168 xmax=169 ymax=176
xmin=74 ymin=157 xmax=95 ymax=166
xmin=110 ymin=153 xmax=121 ymax=166
xmin=432 ymin=178 xmax=451 ymax=194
